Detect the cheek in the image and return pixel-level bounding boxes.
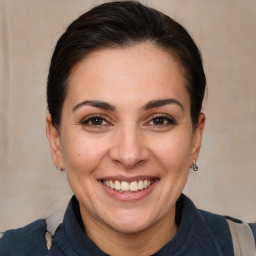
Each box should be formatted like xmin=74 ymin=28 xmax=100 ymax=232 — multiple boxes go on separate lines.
xmin=61 ymin=132 xmax=109 ymax=174
xmin=150 ymin=130 xmax=192 ymax=170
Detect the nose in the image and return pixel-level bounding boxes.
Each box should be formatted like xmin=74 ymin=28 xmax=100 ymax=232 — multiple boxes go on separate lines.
xmin=109 ymin=126 xmax=149 ymax=169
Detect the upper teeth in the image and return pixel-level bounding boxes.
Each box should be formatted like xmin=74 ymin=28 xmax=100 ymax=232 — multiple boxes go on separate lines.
xmin=103 ymin=179 xmax=152 ymax=192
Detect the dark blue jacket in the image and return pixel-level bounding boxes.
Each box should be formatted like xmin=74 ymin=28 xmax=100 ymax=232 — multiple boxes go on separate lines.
xmin=0 ymin=195 xmax=255 ymax=255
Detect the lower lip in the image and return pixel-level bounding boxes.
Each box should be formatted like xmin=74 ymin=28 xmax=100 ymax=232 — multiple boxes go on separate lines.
xmin=99 ymin=180 xmax=159 ymax=202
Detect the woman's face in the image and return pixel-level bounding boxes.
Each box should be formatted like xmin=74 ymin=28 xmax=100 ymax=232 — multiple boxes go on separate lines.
xmin=47 ymin=43 xmax=204 ymax=234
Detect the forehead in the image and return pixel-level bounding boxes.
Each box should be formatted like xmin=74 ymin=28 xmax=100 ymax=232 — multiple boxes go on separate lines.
xmin=66 ymin=43 xmax=189 ymax=109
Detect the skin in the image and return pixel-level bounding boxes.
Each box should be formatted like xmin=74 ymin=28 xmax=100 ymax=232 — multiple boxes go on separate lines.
xmin=46 ymin=42 xmax=205 ymax=255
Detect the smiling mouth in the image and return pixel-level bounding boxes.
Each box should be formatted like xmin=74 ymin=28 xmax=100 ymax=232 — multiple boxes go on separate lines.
xmin=101 ymin=179 xmax=156 ymax=193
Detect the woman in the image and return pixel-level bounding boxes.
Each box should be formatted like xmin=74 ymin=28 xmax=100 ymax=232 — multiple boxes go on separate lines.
xmin=0 ymin=1 xmax=255 ymax=255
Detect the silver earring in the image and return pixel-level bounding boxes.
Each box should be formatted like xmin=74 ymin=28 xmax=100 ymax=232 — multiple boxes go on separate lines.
xmin=191 ymin=160 xmax=198 ymax=171
xmin=57 ymin=165 xmax=63 ymax=172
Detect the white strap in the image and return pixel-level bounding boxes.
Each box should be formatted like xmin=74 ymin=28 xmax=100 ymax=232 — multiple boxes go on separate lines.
xmin=45 ymin=231 xmax=53 ymax=250
xmin=43 ymin=200 xmax=68 ymax=250
xmin=227 ymin=219 xmax=256 ymax=256
xmin=44 ymin=212 xmax=63 ymax=250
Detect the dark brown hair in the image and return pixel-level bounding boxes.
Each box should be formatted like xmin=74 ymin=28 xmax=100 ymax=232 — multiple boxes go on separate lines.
xmin=47 ymin=1 xmax=206 ymax=128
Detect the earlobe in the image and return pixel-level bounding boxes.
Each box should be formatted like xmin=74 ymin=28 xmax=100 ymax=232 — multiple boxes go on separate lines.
xmin=190 ymin=113 xmax=205 ymax=163
xmin=46 ymin=114 xmax=64 ymax=169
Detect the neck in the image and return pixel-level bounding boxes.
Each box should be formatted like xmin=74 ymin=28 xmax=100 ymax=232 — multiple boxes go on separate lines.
xmin=81 ymin=208 xmax=177 ymax=256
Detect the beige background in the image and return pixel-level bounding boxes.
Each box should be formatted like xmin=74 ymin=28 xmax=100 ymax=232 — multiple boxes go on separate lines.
xmin=0 ymin=0 xmax=255 ymax=231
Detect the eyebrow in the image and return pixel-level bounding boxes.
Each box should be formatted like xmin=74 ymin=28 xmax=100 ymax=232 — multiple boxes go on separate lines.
xmin=72 ymin=98 xmax=184 ymax=112
xmin=143 ymin=99 xmax=184 ymax=112
xmin=72 ymin=100 xmax=116 ymax=112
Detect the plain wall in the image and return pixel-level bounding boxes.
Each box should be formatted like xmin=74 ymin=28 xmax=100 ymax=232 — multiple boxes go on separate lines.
xmin=0 ymin=0 xmax=255 ymax=231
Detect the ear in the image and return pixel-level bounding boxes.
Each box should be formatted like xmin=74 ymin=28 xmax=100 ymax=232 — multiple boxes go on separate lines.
xmin=46 ymin=114 xmax=64 ymax=170
xmin=190 ymin=113 xmax=205 ymax=165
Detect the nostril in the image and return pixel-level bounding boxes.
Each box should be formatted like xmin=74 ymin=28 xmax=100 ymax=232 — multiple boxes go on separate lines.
xmin=109 ymin=155 xmax=146 ymax=169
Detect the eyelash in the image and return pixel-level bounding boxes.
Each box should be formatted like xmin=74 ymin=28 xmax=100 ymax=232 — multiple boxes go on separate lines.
xmin=81 ymin=115 xmax=109 ymax=126
xmin=81 ymin=114 xmax=176 ymax=127
xmin=146 ymin=114 xmax=176 ymax=126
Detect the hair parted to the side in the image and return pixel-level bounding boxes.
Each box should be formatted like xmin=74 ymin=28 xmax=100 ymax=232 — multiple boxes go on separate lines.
xmin=47 ymin=1 xmax=206 ymax=129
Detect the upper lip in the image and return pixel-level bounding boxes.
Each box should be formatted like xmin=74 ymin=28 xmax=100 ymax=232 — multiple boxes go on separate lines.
xmin=99 ymin=175 xmax=158 ymax=183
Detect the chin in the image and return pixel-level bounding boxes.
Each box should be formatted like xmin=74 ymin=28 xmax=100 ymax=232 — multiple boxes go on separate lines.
xmin=109 ymin=220 xmax=151 ymax=234
xmin=101 ymin=210 xmax=156 ymax=234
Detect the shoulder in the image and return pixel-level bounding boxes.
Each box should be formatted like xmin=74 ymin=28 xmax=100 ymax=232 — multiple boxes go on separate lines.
xmin=198 ymin=209 xmax=230 ymax=231
xmin=200 ymin=209 xmax=256 ymax=241
xmin=199 ymin=209 xmax=256 ymax=253
xmin=0 ymin=219 xmax=49 ymax=256
xmin=181 ymin=195 xmax=232 ymax=241
xmin=199 ymin=210 xmax=232 ymax=238
xmin=176 ymin=195 xmax=234 ymax=254
xmin=249 ymin=222 xmax=256 ymax=244
xmin=195 ymin=209 xmax=234 ymax=253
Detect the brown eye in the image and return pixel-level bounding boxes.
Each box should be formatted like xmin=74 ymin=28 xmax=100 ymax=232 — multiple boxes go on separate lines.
xmin=90 ymin=117 xmax=104 ymax=125
xmin=149 ymin=116 xmax=175 ymax=126
xmin=152 ymin=117 xmax=166 ymax=125
xmin=82 ymin=116 xmax=108 ymax=126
